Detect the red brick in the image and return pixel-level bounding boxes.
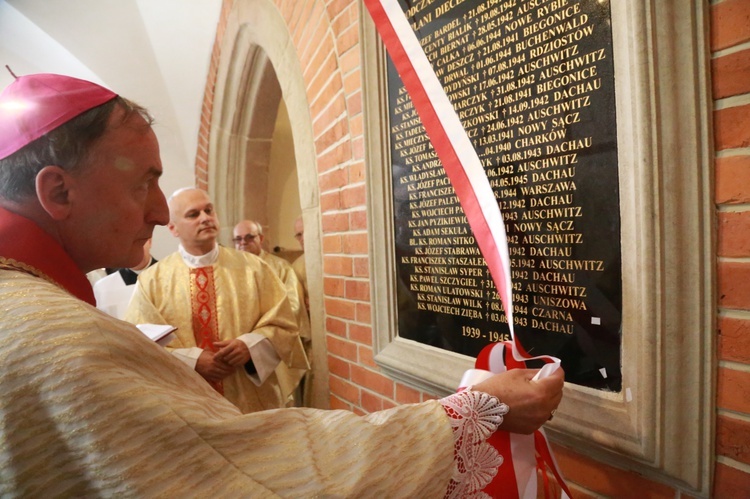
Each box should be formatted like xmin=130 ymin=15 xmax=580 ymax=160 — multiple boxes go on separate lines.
xmin=356 ymin=302 xmax=372 ymax=324
xmin=358 ymin=345 xmax=378 ymax=368
xmin=718 ymin=211 xmax=750 ymax=257
xmin=349 ymin=323 xmax=372 ymax=346
xmin=299 ymin=9 xmax=328 ymax=69
xmin=329 ymin=395 xmax=351 ymax=411
xmin=718 ymin=316 xmax=750 ymax=363
xmin=291 ymin=2 xmax=316 ymax=49
xmin=551 ymin=444 xmax=675 ymax=498
xmin=324 ymin=255 xmax=353 ymax=277
xmin=330 ymin=2 xmax=355 ymax=34
xmin=312 ymin=94 xmax=346 ymax=138
xmin=714 ymin=462 xmax=750 ymax=497
xmin=351 ymin=135 xmax=364 ymax=161
xmin=343 ymin=232 xmax=368 ymax=254
xmin=352 ymin=406 xmax=366 ymax=417
xmin=322 ymin=212 xmax=350 ymax=232
xmin=712 ymin=48 xmax=750 ymax=99
xmin=336 ymin=22 xmax=359 ymax=55
xmin=396 ymin=383 xmax=422 ymax=404
xmin=320 ymin=191 xmax=341 ymax=213
xmin=351 ymin=365 xmax=394 ymax=398
xmin=345 ymin=279 xmax=370 ymax=302
xmin=326 ymin=316 xmax=347 ymax=337
xmin=361 ymin=390 xmax=385 ymax=413
xmin=712 ymin=0 xmax=750 ymax=51
xmin=317 ymin=138 xmax=352 ymax=172
xmin=716 ymin=413 xmax=750 ymax=465
xmin=383 ymin=399 xmax=397 ymax=410
xmin=718 ymin=261 xmax=750 ymax=310
xmin=322 ymin=233 xmax=342 ymax=253
xmin=349 ymin=160 xmax=365 ymax=183
xmin=715 ymin=104 xmax=750 ymax=151
xmin=309 ymin=81 xmax=339 ymax=126
xmin=350 ymin=210 xmax=368 ymax=230
xmin=325 ymin=297 xmax=356 ymax=319
xmin=315 ymin=118 xmax=349 ymax=154
xmin=303 ymin=46 xmax=331 ymax=97
xmin=325 ymin=0 xmax=350 ymax=20
xmin=349 ymin=114 xmax=364 ymax=138
xmin=328 ymin=374 xmax=359 ymax=404
xmin=716 ymin=155 xmax=750 ymax=204
xmin=341 ymin=183 xmax=367 ymax=209
xmin=530 ymin=472 xmax=594 ymax=499
xmin=327 ymin=355 xmax=351 ymax=380
xmin=347 ymin=91 xmax=363 ymax=117
xmin=323 ymin=276 xmax=346 ymax=297
xmin=342 ymin=64 xmax=361 ymax=93
xmin=353 ymin=256 xmax=370 ymax=278
xmin=305 ymin=46 xmax=335 ymax=93
xmin=562 ymin=482 xmax=598 ymax=499
xmin=318 ymin=167 xmax=348 ymax=192
xmin=717 ymin=367 xmax=750 ymax=414
xmin=326 ymin=335 xmax=357 ymax=361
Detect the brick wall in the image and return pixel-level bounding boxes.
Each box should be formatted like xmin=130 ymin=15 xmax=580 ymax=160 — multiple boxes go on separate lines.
xmin=199 ymin=0 xmax=750 ymax=495
xmin=712 ymin=0 xmax=750 ymax=496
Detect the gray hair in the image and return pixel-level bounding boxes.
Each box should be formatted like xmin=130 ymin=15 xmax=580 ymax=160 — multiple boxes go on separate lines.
xmin=0 ymin=97 xmax=153 ymax=202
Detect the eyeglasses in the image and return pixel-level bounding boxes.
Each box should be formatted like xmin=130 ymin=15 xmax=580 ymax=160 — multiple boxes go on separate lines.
xmin=232 ymin=234 xmax=258 ymax=244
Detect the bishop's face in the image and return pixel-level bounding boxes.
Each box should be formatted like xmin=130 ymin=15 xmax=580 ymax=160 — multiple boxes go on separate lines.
xmin=167 ymin=189 xmax=219 ymax=255
xmin=61 ymin=107 xmax=169 ymax=272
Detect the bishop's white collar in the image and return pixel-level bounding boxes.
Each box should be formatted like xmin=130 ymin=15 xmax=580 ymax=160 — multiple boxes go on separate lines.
xmin=178 ymin=243 xmax=219 ymax=268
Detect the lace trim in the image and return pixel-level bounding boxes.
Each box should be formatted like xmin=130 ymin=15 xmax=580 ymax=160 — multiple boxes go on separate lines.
xmin=440 ymin=388 xmax=509 ymax=499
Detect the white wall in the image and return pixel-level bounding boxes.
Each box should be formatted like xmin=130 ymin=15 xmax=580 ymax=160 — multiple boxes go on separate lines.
xmin=0 ymin=0 xmax=222 ymax=258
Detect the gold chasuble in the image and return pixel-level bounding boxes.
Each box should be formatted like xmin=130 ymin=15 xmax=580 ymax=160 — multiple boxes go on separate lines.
xmin=126 ymin=248 xmax=309 ymax=413
xmin=259 ymin=249 xmax=310 ymax=342
xmin=0 ymin=208 xmax=506 ymax=497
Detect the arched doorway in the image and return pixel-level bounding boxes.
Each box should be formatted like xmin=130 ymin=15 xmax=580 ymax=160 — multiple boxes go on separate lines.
xmin=207 ymin=0 xmax=328 ymax=408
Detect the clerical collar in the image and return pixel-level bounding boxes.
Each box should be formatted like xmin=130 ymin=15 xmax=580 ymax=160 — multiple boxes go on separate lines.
xmin=178 ymin=243 xmax=219 ymax=268
xmin=0 ymin=206 xmax=95 ymax=305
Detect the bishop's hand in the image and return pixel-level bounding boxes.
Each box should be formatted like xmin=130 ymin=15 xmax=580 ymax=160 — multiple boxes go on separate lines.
xmin=473 ymin=366 xmax=564 ymax=435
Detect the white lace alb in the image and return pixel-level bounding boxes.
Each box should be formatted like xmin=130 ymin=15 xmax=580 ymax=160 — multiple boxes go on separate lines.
xmin=440 ymin=389 xmax=509 ymax=498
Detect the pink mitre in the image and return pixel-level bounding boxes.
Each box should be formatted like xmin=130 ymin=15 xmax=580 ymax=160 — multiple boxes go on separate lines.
xmin=0 ymin=72 xmax=117 ymax=160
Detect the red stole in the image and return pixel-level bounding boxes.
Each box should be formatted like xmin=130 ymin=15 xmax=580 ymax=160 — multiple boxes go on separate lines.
xmin=189 ymin=266 xmax=223 ymax=394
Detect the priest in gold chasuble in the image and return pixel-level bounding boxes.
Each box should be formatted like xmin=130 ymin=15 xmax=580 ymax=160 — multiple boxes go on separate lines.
xmin=126 ymin=188 xmax=308 ymax=413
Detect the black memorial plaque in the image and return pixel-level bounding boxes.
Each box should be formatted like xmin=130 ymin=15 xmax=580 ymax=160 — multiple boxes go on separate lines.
xmin=389 ymin=0 xmax=622 ymax=391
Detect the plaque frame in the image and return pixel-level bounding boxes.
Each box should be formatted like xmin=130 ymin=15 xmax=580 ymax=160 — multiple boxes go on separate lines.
xmin=361 ymin=0 xmax=713 ymax=494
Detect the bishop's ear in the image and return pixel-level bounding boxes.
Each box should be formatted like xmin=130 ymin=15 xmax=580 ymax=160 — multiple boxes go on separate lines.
xmin=35 ymin=165 xmax=73 ymax=220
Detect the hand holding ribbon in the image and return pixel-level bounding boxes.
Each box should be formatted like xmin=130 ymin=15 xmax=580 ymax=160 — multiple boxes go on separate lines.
xmin=473 ymin=367 xmax=564 ymax=435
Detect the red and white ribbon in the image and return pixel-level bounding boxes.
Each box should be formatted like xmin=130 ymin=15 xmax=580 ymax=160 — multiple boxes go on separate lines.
xmin=362 ymin=1 xmax=569 ymax=497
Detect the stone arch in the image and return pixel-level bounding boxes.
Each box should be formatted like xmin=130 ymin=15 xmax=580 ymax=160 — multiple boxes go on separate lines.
xmin=208 ymin=0 xmax=329 ymax=408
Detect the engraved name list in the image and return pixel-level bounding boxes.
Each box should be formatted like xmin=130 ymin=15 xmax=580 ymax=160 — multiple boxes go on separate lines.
xmin=389 ymin=0 xmax=623 ymax=390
